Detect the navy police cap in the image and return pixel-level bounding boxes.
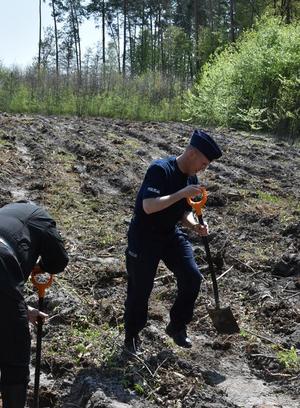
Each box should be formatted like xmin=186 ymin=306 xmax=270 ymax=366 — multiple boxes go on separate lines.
xmin=190 ymin=129 xmax=222 ymax=161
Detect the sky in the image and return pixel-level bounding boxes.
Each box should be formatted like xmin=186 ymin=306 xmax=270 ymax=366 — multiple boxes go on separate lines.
xmin=0 ymin=0 xmax=99 ymax=68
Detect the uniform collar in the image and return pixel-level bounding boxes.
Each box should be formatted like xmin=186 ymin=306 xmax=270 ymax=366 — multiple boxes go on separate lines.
xmin=174 ymin=157 xmax=187 ymax=178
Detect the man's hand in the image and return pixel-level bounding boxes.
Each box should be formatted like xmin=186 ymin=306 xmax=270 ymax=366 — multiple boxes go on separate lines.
xmin=192 ymin=222 xmax=209 ymax=236
xmin=180 ymin=184 xmax=205 ymax=199
xmin=27 ymin=306 xmax=48 ymax=325
xmin=182 ymin=211 xmax=209 ymax=236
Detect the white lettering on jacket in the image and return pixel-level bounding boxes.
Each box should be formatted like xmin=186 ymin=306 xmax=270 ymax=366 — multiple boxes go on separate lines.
xmin=147 ymin=187 xmax=160 ymax=194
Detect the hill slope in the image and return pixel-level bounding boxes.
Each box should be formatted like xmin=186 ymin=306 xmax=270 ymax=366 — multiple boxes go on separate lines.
xmin=0 ymin=113 xmax=299 ymax=408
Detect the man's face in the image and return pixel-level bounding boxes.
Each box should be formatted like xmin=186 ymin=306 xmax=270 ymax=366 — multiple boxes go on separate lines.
xmin=189 ymin=149 xmax=210 ymax=175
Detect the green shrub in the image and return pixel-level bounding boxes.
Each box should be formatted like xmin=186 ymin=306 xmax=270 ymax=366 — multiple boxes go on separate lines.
xmin=185 ymin=16 xmax=300 ymax=139
xmin=277 ymin=346 xmax=300 ymax=371
xmin=9 ymin=84 xmax=34 ymax=113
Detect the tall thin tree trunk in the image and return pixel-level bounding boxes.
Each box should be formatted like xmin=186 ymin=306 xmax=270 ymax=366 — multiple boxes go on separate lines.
xmin=102 ymin=0 xmax=106 ymax=67
xmin=75 ymin=14 xmax=82 ymax=73
xmin=229 ymin=0 xmax=236 ymax=42
xmin=108 ymin=21 xmax=120 ymax=72
xmin=51 ymin=0 xmax=59 ymax=78
xmin=153 ymin=13 xmax=159 ymax=70
xmin=150 ymin=10 xmax=154 ymax=71
xmin=70 ymin=2 xmax=80 ymax=76
xmin=158 ymin=6 xmax=164 ymax=72
xmin=128 ymin=16 xmax=134 ymax=75
xmin=123 ymin=0 xmax=127 ymax=76
xmin=209 ymin=0 xmax=214 ymax=31
xmin=141 ymin=4 xmax=145 ymax=73
xmin=194 ymin=0 xmax=200 ymax=71
xmin=38 ymin=0 xmax=42 ymax=73
xmin=70 ymin=1 xmax=82 ymax=81
xmin=249 ymin=0 xmax=256 ymax=26
xmin=282 ymin=0 xmax=292 ymax=23
xmin=117 ymin=11 xmax=121 ymax=74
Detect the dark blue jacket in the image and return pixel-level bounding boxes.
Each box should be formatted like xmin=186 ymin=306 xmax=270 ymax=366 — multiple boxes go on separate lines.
xmin=133 ymin=156 xmax=198 ymax=234
xmin=0 ymin=202 xmax=69 ymax=299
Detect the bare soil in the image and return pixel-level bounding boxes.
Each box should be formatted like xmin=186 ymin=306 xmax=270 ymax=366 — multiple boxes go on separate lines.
xmin=0 ymin=113 xmax=299 ymax=408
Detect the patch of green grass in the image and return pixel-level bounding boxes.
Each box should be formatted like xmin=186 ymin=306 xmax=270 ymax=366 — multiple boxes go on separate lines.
xmin=133 ymin=383 xmax=145 ymax=395
xmin=257 ymin=191 xmax=281 ymax=204
xmin=0 ymin=133 xmax=12 ymax=147
xmin=95 ymin=230 xmax=116 ymax=248
xmin=124 ymin=139 xmax=142 ymax=149
xmin=242 ymin=191 xmax=300 ymax=224
xmin=60 ymin=321 xmax=122 ymax=366
xmin=276 ymin=346 xmax=300 ymax=371
xmin=239 ymin=329 xmax=258 ymax=343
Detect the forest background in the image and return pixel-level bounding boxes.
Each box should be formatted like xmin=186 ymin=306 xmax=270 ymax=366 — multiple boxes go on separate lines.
xmin=0 ymin=0 xmax=299 ymax=139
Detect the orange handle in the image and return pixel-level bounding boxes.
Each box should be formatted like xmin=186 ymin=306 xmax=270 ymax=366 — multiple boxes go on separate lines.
xmin=31 ymin=265 xmax=53 ymax=298
xmin=187 ymin=188 xmax=208 ymax=215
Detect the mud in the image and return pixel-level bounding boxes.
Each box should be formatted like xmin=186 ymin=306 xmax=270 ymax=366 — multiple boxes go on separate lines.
xmin=0 ymin=113 xmax=299 ymax=407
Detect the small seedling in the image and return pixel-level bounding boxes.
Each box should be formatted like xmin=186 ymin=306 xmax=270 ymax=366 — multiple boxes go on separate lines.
xmin=277 ymin=346 xmax=300 ymax=371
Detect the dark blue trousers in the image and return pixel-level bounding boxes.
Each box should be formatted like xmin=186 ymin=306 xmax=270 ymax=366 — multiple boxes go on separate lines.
xmin=0 ymin=246 xmax=30 ymax=387
xmin=124 ymin=225 xmax=202 ymax=336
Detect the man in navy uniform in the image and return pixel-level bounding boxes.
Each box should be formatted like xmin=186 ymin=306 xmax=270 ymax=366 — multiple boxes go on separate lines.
xmin=124 ymin=129 xmax=222 ymax=353
xmin=0 ymin=201 xmax=69 ymax=408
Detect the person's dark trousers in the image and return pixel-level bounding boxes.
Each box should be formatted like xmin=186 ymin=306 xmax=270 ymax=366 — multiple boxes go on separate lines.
xmin=124 ymin=229 xmax=202 ymax=336
xmin=162 ymin=232 xmax=202 ymax=331
xmin=124 ymin=241 xmax=160 ymax=337
xmin=1 ymin=383 xmax=28 ymax=408
xmin=0 ymin=362 xmax=29 ymax=408
xmin=0 ymin=291 xmax=30 ymax=408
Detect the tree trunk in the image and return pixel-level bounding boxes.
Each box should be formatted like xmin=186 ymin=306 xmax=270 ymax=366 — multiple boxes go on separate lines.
xmin=51 ymin=0 xmax=59 ymax=78
xmin=70 ymin=0 xmax=82 ymax=80
xmin=158 ymin=6 xmax=164 ymax=72
xmin=249 ymin=0 xmax=256 ymax=26
xmin=194 ymin=0 xmax=200 ymax=71
xmin=209 ymin=0 xmax=214 ymax=31
xmin=150 ymin=9 xmax=154 ymax=71
xmin=282 ymin=0 xmax=292 ymax=23
xmin=38 ymin=0 xmax=42 ymax=73
xmin=123 ymin=0 xmax=127 ymax=76
xmin=102 ymin=0 xmax=106 ymax=67
xmin=75 ymin=12 xmax=82 ymax=74
xmin=154 ymin=12 xmax=158 ymax=71
xmin=128 ymin=15 xmax=134 ymax=75
xmin=117 ymin=11 xmax=121 ymax=74
xmin=229 ymin=0 xmax=236 ymax=42
xmin=70 ymin=2 xmax=80 ymax=76
xmin=141 ymin=4 xmax=145 ymax=72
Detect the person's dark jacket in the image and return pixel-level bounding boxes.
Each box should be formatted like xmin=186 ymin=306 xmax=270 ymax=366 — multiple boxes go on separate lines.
xmin=0 ymin=202 xmax=69 ymax=299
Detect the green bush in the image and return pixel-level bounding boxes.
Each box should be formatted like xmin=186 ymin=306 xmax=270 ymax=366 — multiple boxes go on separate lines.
xmin=185 ymin=16 xmax=300 ymax=139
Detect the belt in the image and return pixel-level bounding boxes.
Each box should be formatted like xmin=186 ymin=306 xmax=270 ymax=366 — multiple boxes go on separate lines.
xmin=131 ymin=215 xmax=176 ymax=236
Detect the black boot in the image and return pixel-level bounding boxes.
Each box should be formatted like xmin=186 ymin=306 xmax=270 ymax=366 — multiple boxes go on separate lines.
xmin=124 ymin=334 xmax=141 ymax=355
xmin=166 ymin=323 xmax=192 ymax=348
xmin=1 ymin=384 xmax=27 ymax=408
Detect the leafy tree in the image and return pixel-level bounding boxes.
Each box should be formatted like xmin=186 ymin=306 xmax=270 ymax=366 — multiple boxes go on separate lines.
xmin=185 ymin=16 xmax=300 ymax=138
